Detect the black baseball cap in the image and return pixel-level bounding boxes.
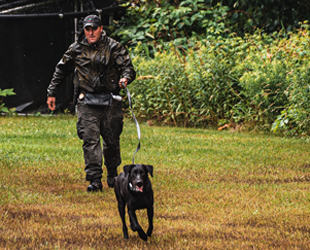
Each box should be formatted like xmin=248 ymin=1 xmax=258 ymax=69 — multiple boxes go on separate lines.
xmin=83 ymin=15 xmax=102 ymax=29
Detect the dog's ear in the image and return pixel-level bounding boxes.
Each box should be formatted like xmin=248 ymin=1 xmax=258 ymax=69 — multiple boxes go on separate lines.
xmin=144 ymin=165 xmax=153 ymax=177
xmin=123 ymin=164 xmax=134 ymax=177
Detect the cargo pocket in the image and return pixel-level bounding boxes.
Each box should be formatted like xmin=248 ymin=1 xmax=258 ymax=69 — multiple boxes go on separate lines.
xmin=76 ymin=109 xmax=84 ymax=140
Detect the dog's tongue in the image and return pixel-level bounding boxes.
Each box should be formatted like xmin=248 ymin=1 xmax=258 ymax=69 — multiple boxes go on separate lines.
xmin=136 ymin=186 xmax=143 ymax=192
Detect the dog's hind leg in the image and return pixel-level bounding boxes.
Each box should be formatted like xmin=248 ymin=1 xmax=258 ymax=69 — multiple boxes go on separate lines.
xmin=118 ymin=201 xmax=128 ymax=239
xmin=128 ymin=209 xmax=147 ymax=241
xmin=146 ymin=205 xmax=154 ymax=237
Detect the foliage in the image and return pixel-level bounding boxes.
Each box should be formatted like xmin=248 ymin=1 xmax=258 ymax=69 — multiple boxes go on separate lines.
xmin=207 ymin=0 xmax=310 ymax=36
xmin=113 ymin=0 xmax=310 ymax=46
xmin=271 ymin=65 xmax=310 ymax=137
xmin=124 ymin=23 xmax=310 ymax=136
xmin=0 ymin=88 xmax=16 ymax=114
xmin=112 ymin=1 xmax=310 ymax=136
xmin=112 ymin=0 xmax=230 ymax=48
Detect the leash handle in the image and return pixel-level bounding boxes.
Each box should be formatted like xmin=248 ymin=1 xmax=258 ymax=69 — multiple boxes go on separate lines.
xmin=122 ymin=82 xmax=140 ymax=164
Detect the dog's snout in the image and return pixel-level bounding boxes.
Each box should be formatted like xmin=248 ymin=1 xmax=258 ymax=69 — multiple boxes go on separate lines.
xmin=136 ymin=172 xmax=142 ymax=181
xmin=136 ymin=180 xmax=143 ymax=187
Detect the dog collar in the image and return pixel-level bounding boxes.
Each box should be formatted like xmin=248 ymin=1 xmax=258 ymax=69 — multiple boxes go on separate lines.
xmin=129 ymin=183 xmax=143 ymax=192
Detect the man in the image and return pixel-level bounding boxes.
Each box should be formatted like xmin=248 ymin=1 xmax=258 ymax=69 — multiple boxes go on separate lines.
xmin=47 ymin=15 xmax=136 ymax=192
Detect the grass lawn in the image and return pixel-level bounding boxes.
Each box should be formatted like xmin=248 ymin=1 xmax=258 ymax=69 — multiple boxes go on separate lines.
xmin=0 ymin=115 xmax=310 ymax=249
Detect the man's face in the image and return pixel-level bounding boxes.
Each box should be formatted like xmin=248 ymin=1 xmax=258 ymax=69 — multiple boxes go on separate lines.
xmin=84 ymin=26 xmax=103 ymax=45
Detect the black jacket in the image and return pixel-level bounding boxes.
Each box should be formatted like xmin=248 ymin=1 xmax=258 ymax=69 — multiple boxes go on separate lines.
xmin=47 ymin=30 xmax=136 ymax=96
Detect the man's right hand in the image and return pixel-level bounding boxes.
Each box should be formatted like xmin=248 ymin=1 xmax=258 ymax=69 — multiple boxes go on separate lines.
xmin=47 ymin=97 xmax=56 ymax=111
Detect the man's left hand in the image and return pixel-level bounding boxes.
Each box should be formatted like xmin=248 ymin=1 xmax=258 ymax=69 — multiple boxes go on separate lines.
xmin=119 ymin=78 xmax=128 ymax=88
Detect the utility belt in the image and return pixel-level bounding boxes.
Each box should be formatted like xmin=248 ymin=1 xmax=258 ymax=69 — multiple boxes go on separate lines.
xmin=79 ymin=92 xmax=122 ymax=106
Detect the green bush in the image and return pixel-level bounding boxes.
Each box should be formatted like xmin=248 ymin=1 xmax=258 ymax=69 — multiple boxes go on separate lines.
xmin=127 ymin=23 xmax=310 ymax=136
xmin=272 ymin=66 xmax=310 ymax=136
xmin=112 ymin=0 xmax=229 ymax=48
xmin=0 ymin=88 xmax=16 ymax=114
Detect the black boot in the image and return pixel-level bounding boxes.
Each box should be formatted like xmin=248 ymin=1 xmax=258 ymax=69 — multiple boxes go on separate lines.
xmin=107 ymin=169 xmax=118 ymax=188
xmin=87 ymin=179 xmax=103 ymax=192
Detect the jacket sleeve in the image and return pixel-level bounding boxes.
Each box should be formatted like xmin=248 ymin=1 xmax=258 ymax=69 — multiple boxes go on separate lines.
xmin=113 ymin=43 xmax=136 ymax=84
xmin=47 ymin=43 xmax=75 ymax=97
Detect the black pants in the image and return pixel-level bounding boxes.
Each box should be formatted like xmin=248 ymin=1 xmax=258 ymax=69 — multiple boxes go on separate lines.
xmin=77 ymin=98 xmax=123 ymax=182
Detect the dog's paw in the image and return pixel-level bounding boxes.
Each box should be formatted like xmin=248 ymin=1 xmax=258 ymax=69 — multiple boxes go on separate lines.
xmin=130 ymin=224 xmax=136 ymax=232
xmin=146 ymin=228 xmax=153 ymax=237
xmin=123 ymin=227 xmax=129 ymax=239
xmin=138 ymin=230 xmax=147 ymax=241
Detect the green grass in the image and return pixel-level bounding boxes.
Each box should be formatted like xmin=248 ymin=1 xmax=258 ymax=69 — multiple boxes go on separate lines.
xmin=0 ymin=115 xmax=310 ymax=249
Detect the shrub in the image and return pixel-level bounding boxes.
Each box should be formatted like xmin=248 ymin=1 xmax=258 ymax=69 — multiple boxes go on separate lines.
xmin=126 ymin=23 xmax=310 ymax=136
xmin=0 ymin=88 xmax=16 ymax=114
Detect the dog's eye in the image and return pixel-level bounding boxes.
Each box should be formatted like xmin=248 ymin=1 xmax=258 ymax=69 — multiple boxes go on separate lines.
xmin=132 ymin=170 xmax=139 ymax=176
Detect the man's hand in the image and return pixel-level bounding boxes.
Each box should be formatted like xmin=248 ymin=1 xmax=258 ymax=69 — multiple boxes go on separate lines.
xmin=119 ymin=78 xmax=128 ymax=88
xmin=47 ymin=97 xmax=56 ymax=111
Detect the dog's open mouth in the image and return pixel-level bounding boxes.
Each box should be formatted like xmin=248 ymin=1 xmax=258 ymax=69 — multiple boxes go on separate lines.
xmin=129 ymin=183 xmax=144 ymax=192
xmin=136 ymin=186 xmax=143 ymax=192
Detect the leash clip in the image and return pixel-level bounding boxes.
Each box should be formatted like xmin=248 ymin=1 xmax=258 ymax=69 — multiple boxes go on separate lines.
xmin=111 ymin=94 xmax=122 ymax=101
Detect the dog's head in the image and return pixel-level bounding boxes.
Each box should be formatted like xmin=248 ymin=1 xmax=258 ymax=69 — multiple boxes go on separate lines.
xmin=123 ymin=164 xmax=153 ymax=193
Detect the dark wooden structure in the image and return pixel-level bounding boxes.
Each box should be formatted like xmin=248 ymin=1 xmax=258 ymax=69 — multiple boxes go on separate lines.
xmin=0 ymin=0 xmax=124 ymax=113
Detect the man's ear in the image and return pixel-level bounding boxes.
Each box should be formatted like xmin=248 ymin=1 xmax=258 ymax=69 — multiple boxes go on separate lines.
xmin=123 ymin=164 xmax=135 ymax=177
xmin=144 ymin=165 xmax=153 ymax=177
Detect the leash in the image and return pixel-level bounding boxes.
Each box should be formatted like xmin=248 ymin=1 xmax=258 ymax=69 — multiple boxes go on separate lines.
xmin=121 ymin=82 xmax=140 ymax=164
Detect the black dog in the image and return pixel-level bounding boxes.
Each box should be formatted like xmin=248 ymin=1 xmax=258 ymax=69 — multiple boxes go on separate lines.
xmin=114 ymin=164 xmax=154 ymax=241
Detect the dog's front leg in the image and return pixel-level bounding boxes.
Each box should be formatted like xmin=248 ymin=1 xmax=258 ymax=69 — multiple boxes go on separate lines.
xmin=128 ymin=209 xmax=147 ymax=241
xmin=118 ymin=201 xmax=128 ymax=239
xmin=146 ymin=205 xmax=154 ymax=237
